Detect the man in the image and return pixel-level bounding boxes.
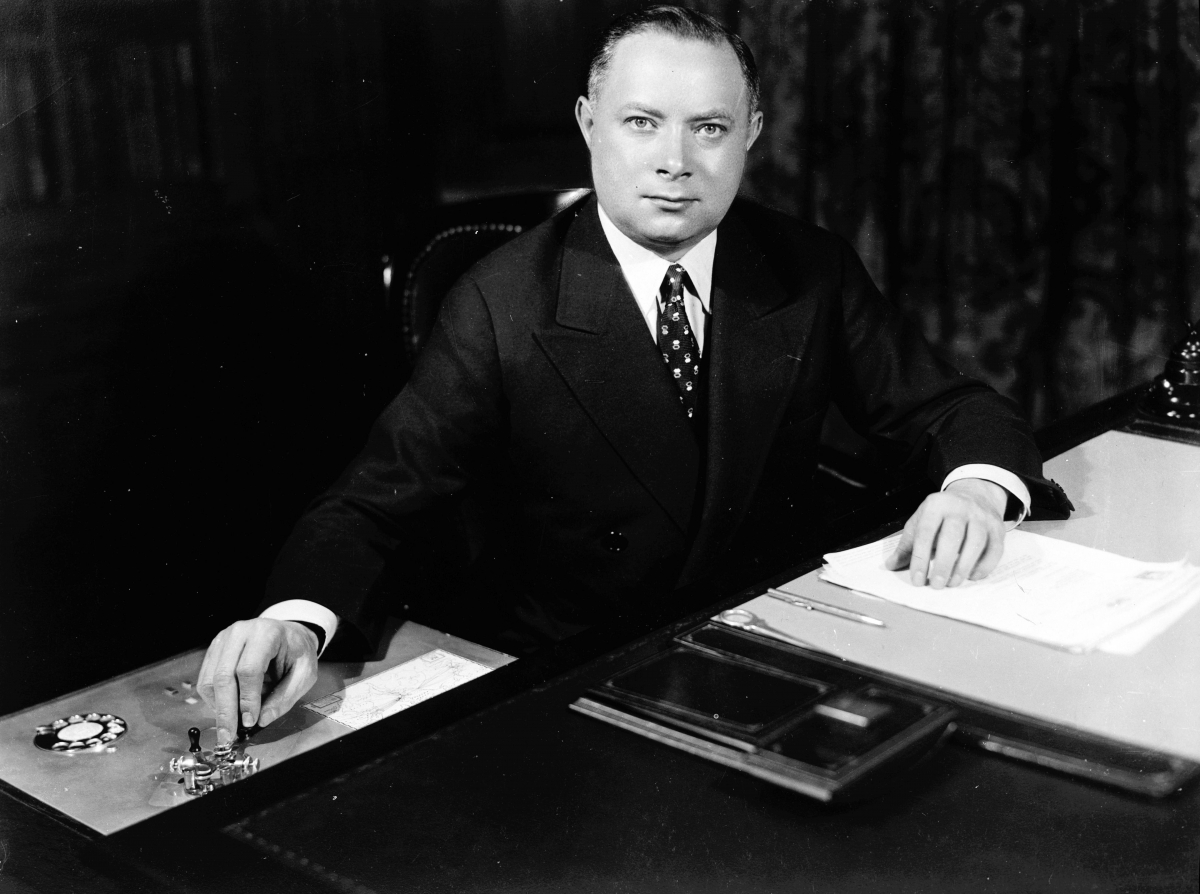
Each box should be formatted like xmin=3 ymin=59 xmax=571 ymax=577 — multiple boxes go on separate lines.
xmin=198 ymin=7 xmax=1068 ymax=747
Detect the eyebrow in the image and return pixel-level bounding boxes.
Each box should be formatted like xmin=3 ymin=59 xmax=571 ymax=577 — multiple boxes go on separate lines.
xmin=620 ymin=104 xmax=667 ymax=118
xmin=619 ymin=104 xmax=736 ymax=124
xmin=688 ymin=110 xmax=735 ymax=123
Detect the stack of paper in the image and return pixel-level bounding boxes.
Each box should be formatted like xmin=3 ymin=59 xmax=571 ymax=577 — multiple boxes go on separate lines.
xmin=821 ymin=531 xmax=1200 ymax=655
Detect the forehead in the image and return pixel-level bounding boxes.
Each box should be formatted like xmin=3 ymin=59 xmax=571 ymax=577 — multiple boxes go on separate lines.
xmin=599 ymin=31 xmax=748 ymax=115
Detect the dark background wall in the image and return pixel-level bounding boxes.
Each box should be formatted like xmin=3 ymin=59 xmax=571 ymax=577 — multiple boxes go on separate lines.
xmin=1 ymin=0 xmax=1196 ymax=712
xmin=738 ymin=0 xmax=1200 ymax=424
xmin=0 ymin=0 xmax=668 ymax=711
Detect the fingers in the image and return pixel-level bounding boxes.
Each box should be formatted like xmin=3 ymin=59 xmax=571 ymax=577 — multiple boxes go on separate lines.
xmin=210 ymin=626 xmax=251 ymax=746
xmin=905 ymin=503 xmax=941 ymax=587
xmin=884 ymin=516 xmax=916 ymax=571
xmin=947 ymin=520 xmax=987 ymax=588
xmin=927 ymin=515 xmax=967 ymax=588
xmin=258 ymin=638 xmax=319 ymax=727
xmin=236 ymin=628 xmax=281 ymax=730
xmin=196 ymin=619 xmax=294 ymax=745
xmin=197 ymin=627 xmax=242 ymax=744
xmin=895 ymin=488 xmax=1007 ymax=588
xmin=970 ymin=524 xmax=1006 ymax=580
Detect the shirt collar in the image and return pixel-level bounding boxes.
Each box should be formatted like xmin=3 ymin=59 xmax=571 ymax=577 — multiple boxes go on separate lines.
xmin=596 ymin=203 xmax=716 ymax=312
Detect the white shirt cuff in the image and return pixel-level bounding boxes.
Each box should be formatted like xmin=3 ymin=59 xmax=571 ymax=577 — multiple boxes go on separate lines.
xmin=259 ymin=600 xmax=339 ymax=658
xmin=941 ymin=464 xmax=1031 ymax=529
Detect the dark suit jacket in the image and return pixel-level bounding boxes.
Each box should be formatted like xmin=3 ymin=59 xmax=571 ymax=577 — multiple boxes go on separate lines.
xmin=264 ymin=195 xmax=1068 ymax=655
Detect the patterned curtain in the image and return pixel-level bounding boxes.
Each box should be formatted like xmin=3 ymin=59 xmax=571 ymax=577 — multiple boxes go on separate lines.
xmin=736 ymin=0 xmax=1200 ymax=424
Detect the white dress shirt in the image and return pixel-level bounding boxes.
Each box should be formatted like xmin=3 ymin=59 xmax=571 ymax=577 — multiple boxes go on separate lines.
xmin=596 ymin=204 xmax=715 ymax=354
xmin=268 ymin=208 xmax=1031 ymax=653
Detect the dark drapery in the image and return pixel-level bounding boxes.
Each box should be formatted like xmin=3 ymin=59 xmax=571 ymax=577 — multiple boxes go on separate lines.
xmin=737 ymin=0 xmax=1200 ymax=424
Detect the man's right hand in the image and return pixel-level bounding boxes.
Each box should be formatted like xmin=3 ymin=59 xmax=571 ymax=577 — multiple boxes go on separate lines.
xmin=197 ymin=618 xmax=320 ymax=746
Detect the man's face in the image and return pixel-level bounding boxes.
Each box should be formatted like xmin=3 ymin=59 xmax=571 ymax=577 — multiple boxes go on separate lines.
xmin=576 ymin=31 xmax=763 ymax=261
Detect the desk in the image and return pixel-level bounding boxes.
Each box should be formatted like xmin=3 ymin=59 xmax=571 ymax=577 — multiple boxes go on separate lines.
xmin=0 ymin=623 xmax=511 ymax=836
xmin=0 ymin=389 xmax=1197 ymax=893
xmin=229 ymin=398 xmax=1200 ymax=893
xmin=734 ymin=429 xmax=1200 ymax=761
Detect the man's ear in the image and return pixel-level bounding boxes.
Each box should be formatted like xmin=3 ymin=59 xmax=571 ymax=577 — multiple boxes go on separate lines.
xmin=745 ymin=109 xmax=764 ymax=152
xmin=575 ymin=96 xmax=595 ymax=149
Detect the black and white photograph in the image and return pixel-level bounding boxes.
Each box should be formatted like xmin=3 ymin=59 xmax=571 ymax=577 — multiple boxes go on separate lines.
xmin=1 ymin=1 xmax=1198 ymax=891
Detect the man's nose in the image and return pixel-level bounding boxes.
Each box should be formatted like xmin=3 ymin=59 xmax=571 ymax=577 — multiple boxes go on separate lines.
xmin=655 ymin=126 xmax=691 ymax=179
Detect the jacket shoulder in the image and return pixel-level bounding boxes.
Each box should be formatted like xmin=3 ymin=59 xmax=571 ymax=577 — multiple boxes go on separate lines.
xmin=727 ymin=197 xmax=847 ymax=259
xmin=725 ymin=198 xmax=856 ymax=297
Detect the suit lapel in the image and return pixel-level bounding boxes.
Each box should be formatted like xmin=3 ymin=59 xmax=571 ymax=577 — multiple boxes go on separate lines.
xmin=534 ymin=200 xmax=700 ymax=534
xmin=681 ymin=208 xmax=818 ymax=582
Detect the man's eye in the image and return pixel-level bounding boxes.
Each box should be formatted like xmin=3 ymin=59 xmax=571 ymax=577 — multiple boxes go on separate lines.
xmin=627 ymin=117 xmax=653 ymax=129
xmin=698 ymin=123 xmax=727 ymax=137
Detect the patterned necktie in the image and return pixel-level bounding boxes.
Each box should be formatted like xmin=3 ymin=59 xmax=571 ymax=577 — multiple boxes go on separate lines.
xmin=658 ymin=263 xmax=702 ymax=419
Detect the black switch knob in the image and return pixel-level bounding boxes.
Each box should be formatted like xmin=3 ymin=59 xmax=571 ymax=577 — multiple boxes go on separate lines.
xmin=188 ymin=727 xmax=202 ymax=754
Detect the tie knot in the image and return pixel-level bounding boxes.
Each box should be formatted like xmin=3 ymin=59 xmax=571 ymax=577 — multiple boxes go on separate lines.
xmin=662 ymin=264 xmax=688 ymax=304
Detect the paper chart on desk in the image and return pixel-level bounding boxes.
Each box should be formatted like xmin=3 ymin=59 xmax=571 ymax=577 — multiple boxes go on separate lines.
xmin=304 ymin=649 xmax=493 ymax=730
xmin=820 ymin=530 xmax=1200 ymax=653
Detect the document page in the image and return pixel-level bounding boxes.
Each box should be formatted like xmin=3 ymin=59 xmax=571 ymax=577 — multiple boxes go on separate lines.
xmin=304 ymin=649 xmax=494 ymax=730
xmin=821 ymin=531 xmax=1200 ymax=653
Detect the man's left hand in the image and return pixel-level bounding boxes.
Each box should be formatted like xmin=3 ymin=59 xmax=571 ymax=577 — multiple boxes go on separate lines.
xmin=885 ymin=478 xmax=1009 ymax=588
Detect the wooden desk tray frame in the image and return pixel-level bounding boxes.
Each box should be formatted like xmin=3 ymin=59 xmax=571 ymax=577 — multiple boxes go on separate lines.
xmin=574 ymin=622 xmax=1200 ymax=801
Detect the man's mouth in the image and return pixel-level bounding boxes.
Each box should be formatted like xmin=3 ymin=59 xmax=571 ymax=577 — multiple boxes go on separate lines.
xmin=645 ymin=195 xmax=696 ymax=210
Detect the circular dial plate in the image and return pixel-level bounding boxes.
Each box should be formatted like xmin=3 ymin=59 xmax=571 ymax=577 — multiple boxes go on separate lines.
xmin=34 ymin=713 xmax=127 ymax=752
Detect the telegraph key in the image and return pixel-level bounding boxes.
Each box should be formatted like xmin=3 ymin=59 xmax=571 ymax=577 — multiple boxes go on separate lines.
xmin=168 ymin=726 xmax=259 ymax=796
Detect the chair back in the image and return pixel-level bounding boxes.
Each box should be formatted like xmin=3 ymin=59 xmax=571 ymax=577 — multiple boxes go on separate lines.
xmin=389 ymin=189 xmax=590 ymax=369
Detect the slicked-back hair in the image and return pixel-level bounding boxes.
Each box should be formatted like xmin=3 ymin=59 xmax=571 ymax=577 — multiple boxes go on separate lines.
xmin=585 ymin=5 xmax=760 ymax=118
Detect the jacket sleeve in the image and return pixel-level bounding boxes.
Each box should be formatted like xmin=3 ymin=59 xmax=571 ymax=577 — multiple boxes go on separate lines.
xmin=828 ymin=237 xmax=1072 ymax=519
xmin=260 ymin=274 xmax=506 ymax=656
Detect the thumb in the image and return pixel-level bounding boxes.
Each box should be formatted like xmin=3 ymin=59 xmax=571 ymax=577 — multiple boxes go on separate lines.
xmin=258 ymin=653 xmax=318 ymax=727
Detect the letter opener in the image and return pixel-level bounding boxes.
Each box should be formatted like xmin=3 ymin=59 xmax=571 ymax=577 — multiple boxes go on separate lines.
xmin=766 ymin=588 xmax=886 ymax=628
